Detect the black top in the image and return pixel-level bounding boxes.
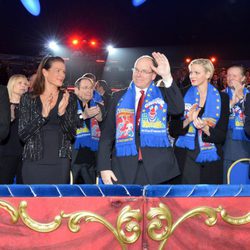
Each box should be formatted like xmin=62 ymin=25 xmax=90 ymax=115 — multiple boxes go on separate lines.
xmin=0 ymin=103 xmax=23 ymax=157
xmin=0 ymin=85 xmax=10 ymax=142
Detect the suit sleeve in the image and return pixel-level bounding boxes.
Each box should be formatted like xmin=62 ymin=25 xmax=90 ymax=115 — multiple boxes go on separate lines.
xmin=97 ymin=91 xmax=123 ymax=172
xmin=202 ymin=92 xmax=230 ymax=144
xmin=160 ymin=81 xmax=184 ymax=115
xmin=0 ymin=86 xmax=10 ymax=142
xmin=244 ymin=93 xmax=250 ymax=137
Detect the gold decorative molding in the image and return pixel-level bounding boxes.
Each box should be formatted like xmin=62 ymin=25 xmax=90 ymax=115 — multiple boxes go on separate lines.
xmin=0 ymin=199 xmax=19 ymax=223
xmin=217 ymin=206 xmax=250 ymax=225
xmin=147 ymin=203 xmax=250 ymax=250
xmin=19 ymin=201 xmax=63 ymax=232
xmin=61 ymin=205 xmax=142 ymax=249
xmin=0 ymin=200 xmax=142 ymax=250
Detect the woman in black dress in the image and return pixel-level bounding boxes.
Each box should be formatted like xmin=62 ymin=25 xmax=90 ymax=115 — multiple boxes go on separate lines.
xmin=0 ymin=85 xmax=10 ymax=142
xmin=18 ymin=56 xmax=78 ymax=184
xmin=0 ymin=75 xmax=29 ymax=184
xmin=169 ymin=59 xmax=229 ymax=184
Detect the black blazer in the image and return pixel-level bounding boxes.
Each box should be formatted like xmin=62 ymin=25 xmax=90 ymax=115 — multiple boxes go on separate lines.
xmin=244 ymin=93 xmax=250 ymax=137
xmin=97 ymin=82 xmax=184 ymax=184
xmin=18 ymin=91 xmax=78 ymax=160
xmin=0 ymin=85 xmax=10 ymax=142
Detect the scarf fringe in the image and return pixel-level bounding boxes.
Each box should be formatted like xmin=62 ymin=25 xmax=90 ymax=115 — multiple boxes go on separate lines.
xmin=176 ymin=135 xmax=195 ymax=150
xmin=232 ymin=129 xmax=250 ymax=141
xmin=141 ymin=134 xmax=170 ymax=147
xmin=116 ymin=144 xmax=137 ymax=157
xmin=196 ymin=150 xmax=220 ymax=163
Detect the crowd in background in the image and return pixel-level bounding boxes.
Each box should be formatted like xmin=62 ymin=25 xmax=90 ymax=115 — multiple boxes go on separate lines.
xmin=0 ymin=54 xmax=249 ymax=185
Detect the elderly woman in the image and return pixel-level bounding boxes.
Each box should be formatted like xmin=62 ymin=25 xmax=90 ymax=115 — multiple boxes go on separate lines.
xmin=0 ymin=75 xmax=29 ymax=183
xmin=169 ymin=59 xmax=229 ymax=184
xmin=18 ymin=56 xmax=78 ymax=184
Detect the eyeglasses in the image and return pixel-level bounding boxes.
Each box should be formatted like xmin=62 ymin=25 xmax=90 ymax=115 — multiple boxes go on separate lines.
xmin=132 ymin=67 xmax=153 ymax=75
xmin=79 ymin=86 xmax=93 ymax=91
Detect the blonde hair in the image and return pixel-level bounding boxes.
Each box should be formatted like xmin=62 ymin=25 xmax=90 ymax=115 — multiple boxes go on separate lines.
xmin=188 ymin=59 xmax=215 ymax=80
xmin=7 ymin=74 xmax=28 ymax=100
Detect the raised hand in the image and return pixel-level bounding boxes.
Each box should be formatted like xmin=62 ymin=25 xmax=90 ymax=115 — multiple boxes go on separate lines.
xmin=183 ymin=103 xmax=201 ymax=128
xmin=151 ymin=52 xmax=172 ymax=81
xmin=82 ymin=104 xmax=100 ymax=120
xmin=58 ymin=91 xmax=70 ymax=116
xmin=188 ymin=104 xmax=200 ymax=123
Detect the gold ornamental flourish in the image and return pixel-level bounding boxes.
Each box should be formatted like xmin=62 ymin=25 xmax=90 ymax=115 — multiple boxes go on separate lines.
xmin=0 ymin=199 xmax=142 ymax=249
xmin=61 ymin=205 xmax=142 ymax=250
xmin=0 ymin=200 xmax=19 ymax=223
xmin=19 ymin=201 xmax=63 ymax=233
xmin=147 ymin=203 xmax=250 ymax=250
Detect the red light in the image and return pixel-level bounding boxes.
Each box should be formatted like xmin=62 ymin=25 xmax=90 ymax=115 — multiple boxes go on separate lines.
xmin=210 ymin=57 xmax=216 ymax=63
xmin=89 ymin=40 xmax=97 ymax=47
xmin=72 ymin=39 xmax=79 ymax=45
xmin=185 ymin=58 xmax=191 ymax=63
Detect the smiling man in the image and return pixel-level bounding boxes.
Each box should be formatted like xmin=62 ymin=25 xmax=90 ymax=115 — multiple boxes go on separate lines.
xmin=97 ymin=52 xmax=184 ymax=185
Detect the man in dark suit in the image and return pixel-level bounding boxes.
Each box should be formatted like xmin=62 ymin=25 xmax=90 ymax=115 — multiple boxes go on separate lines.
xmin=0 ymin=85 xmax=10 ymax=142
xmin=97 ymin=52 xmax=184 ymax=185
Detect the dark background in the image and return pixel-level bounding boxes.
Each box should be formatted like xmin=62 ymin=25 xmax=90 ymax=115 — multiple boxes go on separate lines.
xmin=0 ymin=0 xmax=250 ymax=59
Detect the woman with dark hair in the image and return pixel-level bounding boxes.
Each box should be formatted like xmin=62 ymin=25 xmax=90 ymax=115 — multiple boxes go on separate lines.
xmin=0 ymin=75 xmax=29 ymax=184
xmin=18 ymin=56 xmax=78 ymax=184
xmin=169 ymin=59 xmax=229 ymax=184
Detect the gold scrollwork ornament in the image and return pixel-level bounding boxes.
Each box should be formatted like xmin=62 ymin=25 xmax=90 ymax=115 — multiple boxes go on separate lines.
xmin=147 ymin=202 xmax=250 ymax=250
xmin=61 ymin=205 xmax=142 ymax=250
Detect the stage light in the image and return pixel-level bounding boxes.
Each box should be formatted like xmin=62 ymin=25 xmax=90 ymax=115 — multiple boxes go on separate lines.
xmin=210 ymin=57 xmax=217 ymax=63
xmin=72 ymin=39 xmax=79 ymax=46
xmin=185 ymin=58 xmax=191 ymax=63
xmin=89 ymin=40 xmax=97 ymax=47
xmin=106 ymin=45 xmax=115 ymax=54
xmin=20 ymin=0 xmax=40 ymax=16
xmin=132 ymin=0 xmax=147 ymax=7
xmin=48 ymin=41 xmax=59 ymax=51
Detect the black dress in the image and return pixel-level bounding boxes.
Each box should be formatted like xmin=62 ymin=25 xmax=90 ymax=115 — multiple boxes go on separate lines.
xmin=0 ymin=103 xmax=23 ymax=184
xmin=22 ymin=97 xmax=70 ymax=184
xmin=169 ymin=90 xmax=229 ymax=184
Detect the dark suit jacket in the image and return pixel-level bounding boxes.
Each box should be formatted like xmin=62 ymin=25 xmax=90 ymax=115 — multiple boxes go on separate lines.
xmin=244 ymin=93 xmax=250 ymax=137
xmin=0 ymin=85 xmax=10 ymax=142
xmin=97 ymin=82 xmax=184 ymax=184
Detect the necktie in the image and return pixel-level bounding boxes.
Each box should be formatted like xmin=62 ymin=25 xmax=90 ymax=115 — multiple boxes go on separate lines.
xmin=136 ymin=90 xmax=145 ymax=160
xmin=136 ymin=90 xmax=145 ymax=129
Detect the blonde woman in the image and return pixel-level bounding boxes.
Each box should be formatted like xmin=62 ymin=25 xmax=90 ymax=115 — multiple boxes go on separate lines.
xmin=0 ymin=74 xmax=29 ymax=184
xmin=169 ymin=59 xmax=229 ymax=184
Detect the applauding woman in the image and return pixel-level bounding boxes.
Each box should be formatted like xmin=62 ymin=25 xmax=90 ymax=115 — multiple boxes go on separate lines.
xmin=19 ymin=56 xmax=78 ymax=184
xmin=169 ymin=59 xmax=229 ymax=184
